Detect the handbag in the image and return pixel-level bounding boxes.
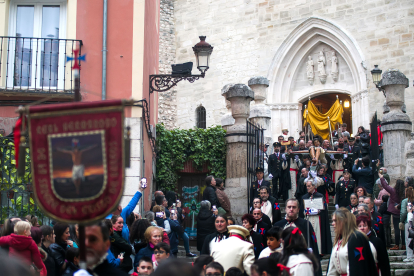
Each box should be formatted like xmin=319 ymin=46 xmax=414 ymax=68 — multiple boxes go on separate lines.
xmin=408 ymin=221 xmax=414 ymax=239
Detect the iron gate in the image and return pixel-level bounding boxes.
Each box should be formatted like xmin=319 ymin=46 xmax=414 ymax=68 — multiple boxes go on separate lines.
xmin=0 ymin=136 xmax=51 ymax=225
xmin=246 ymin=121 xmax=264 ymax=210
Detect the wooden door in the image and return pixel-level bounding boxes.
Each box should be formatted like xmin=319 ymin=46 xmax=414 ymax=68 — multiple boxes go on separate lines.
xmin=177 ymin=173 xmax=206 ymax=240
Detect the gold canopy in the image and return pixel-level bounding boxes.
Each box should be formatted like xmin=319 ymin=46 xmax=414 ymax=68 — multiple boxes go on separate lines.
xmin=303 ymin=98 xmax=343 ymax=140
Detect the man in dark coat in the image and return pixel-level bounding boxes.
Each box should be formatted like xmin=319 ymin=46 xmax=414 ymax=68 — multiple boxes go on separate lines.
xmin=250 ymin=197 xmax=272 ymax=226
xmin=259 ymin=186 xmax=281 ymax=224
xmin=252 ymin=208 xmax=270 ymax=242
xmin=347 ymin=137 xmax=361 ymax=169
xmin=202 ymin=175 xmax=221 ymax=208
xmin=250 ymin=167 xmax=270 ymax=207
xmin=335 ymin=169 xmax=356 ymax=208
xmin=274 ymin=198 xmax=322 ymax=276
xmin=268 ymin=142 xmax=287 ymax=200
xmin=300 ymin=179 xmax=332 ymax=255
xmin=352 ymin=156 xmax=374 ymax=196
xmin=295 ymin=167 xmax=309 ymax=201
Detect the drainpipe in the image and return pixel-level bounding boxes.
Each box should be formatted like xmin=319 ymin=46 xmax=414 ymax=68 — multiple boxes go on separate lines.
xmin=102 ymin=0 xmax=108 ymax=100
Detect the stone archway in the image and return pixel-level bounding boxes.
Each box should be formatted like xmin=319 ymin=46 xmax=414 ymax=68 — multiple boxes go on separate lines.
xmin=267 ymin=17 xmax=368 ymax=139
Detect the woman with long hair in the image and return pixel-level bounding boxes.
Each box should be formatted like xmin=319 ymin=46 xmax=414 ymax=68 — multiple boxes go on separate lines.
xmin=129 ymin=218 xmax=151 ymax=253
xmin=200 ymin=214 xmax=229 ymax=255
xmin=401 ymin=186 xmax=414 ymax=261
xmin=327 ymin=208 xmax=377 ymax=276
xmin=68 ymin=224 xmax=79 ymax=248
xmin=356 ymin=215 xmax=391 ymax=276
xmin=279 ymin=227 xmax=318 ymax=276
xmin=379 ymin=172 xmax=405 ymax=250
xmin=49 ymin=223 xmax=71 ymax=274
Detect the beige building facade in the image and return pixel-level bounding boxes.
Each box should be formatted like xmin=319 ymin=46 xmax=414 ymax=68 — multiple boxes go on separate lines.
xmin=160 ymin=0 xmax=414 ymax=139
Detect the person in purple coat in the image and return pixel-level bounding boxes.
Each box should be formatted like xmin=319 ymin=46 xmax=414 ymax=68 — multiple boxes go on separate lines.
xmin=378 ymin=172 xmax=405 ymax=250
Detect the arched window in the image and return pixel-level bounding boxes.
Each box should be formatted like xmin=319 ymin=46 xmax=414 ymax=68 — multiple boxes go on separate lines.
xmin=196 ymin=106 xmax=206 ymax=129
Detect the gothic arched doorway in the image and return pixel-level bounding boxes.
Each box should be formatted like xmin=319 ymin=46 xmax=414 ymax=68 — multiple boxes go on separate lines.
xmin=302 ymin=93 xmax=352 ymax=137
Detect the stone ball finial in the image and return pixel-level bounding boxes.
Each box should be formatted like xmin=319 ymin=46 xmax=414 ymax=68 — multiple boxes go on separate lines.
xmin=381 ymin=69 xmax=409 ymax=88
xmin=248 ymin=76 xmax=269 ymax=87
xmin=226 ymin=84 xmax=254 ymax=100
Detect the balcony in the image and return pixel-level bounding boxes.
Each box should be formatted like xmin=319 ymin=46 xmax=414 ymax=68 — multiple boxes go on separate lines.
xmin=0 ymin=36 xmax=82 ymax=105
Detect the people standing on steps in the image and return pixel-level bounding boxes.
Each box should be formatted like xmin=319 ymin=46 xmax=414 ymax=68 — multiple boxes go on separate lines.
xmin=250 ymin=167 xmax=270 ymax=207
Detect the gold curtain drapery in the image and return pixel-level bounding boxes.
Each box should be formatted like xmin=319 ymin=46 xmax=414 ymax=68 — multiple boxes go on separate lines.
xmin=303 ymin=98 xmax=343 ymax=140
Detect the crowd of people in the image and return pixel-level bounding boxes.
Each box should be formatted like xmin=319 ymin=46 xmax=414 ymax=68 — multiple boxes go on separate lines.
xmin=2 ymin=124 xmax=414 ymax=276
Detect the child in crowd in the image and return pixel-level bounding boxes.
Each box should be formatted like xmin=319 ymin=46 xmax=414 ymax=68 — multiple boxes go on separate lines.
xmin=0 ymin=221 xmax=44 ymax=271
xmin=62 ymin=247 xmax=80 ymax=276
xmin=153 ymin=242 xmax=171 ymax=270
xmin=258 ymin=226 xmax=283 ymax=259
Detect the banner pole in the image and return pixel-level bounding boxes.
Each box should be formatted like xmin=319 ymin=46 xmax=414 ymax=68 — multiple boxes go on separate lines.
xmin=328 ymin=116 xmax=333 ymax=147
xmin=74 ymin=65 xmax=87 ymax=269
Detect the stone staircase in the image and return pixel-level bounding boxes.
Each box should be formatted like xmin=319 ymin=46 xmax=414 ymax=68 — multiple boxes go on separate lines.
xmin=177 ymin=197 xmax=414 ymax=275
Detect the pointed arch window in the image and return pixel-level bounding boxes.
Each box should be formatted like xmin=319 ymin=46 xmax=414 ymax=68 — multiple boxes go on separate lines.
xmin=196 ymin=106 xmax=206 ymax=129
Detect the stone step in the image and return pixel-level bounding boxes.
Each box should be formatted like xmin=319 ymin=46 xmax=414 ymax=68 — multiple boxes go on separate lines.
xmin=389 ymin=255 xmax=405 ymax=262
xmin=390 ymin=262 xmax=414 ymax=269
xmin=388 ymin=250 xmax=406 ymax=256
xmin=394 ymin=269 xmax=414 ymax=276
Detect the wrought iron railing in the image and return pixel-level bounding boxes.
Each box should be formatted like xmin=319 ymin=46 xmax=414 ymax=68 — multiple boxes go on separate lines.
xmin=0 ymin=135 xmax=51 ymax=225
xmin=246 ymin=120 xmax=265 ymax=210
xmin=0 ymin=36 xmax=82 ymax=93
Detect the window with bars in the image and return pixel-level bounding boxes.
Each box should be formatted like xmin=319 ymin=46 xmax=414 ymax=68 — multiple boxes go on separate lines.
xmin=196 ymin=106 xmax=206 ymax=129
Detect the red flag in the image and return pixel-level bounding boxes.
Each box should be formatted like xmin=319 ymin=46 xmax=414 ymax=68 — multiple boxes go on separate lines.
xmin=13 ymin=117 xmax=22 ymax=168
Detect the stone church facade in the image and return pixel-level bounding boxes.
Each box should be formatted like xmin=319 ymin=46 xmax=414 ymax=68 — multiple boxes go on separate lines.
xmin=159 ymin=0 xmax=414 ymax=139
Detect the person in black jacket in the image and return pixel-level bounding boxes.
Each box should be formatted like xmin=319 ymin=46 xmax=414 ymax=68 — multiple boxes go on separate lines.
xmin=196 ymin=200 xmax=216 ymax=252
xmin=108 ymin=217 xmax=132 ymax=273
xmin=357 ymin=214 xmax=391 ymax=276
xmin=250 ymin=167 xmax=271 ymax=207
xmin=62 ymin=247 xmax=79 ymax=276
xmin=39 ymin=225 xmax=58 ymax=276
xmin=49 ymin=223 xmax=71 ymax=276
xmin=129 ymin=218 xmax=151 ymax=254
xmin=203 ymin=175 xmax=221 ymax=208
xmin=242 ymin=213 xmax=264 ymax=259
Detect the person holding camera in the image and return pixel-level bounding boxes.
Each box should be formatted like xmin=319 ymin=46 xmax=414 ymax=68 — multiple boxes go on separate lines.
xmin=401 ymin=186 xmax=414 ymax=261
xmin=352 ymin=156 xmax=374 ymax=197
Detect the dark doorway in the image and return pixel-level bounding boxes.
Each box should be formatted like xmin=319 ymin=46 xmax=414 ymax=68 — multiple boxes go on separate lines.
xmin=302 ymin=93 xmax=352 ymax=135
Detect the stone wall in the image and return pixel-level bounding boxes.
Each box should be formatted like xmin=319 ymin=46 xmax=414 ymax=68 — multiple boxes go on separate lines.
xmin=170 ymin=0 xmax=414 ymax=133
xmin=158 ymin=0 xmax=177 ymax=130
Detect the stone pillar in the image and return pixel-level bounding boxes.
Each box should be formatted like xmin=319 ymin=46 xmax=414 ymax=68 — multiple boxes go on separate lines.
xmin=225 ymin=84 xmax=254 ymax=222
xmin=380 ymin=69 xmax=411 ymax=180
xmin=405 ymin=134 xmax=414 ymax=177
xmin=221 ymin=84 xmax=235 ymax=131
xmin=248 ymin=77 xmax=271 ymax=146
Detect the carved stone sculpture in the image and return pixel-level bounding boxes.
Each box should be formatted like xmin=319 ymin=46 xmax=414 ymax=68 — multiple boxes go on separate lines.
xmin=318 ymin=51 xmax=327 ymax=84
xmin=306 ymin=56 xmax=314 ymax=85
xmin=331 ymin=51 xmax=338 ymax=82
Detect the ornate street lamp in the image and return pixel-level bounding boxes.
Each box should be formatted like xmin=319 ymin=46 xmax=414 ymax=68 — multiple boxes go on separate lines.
xmin=144 ymin=37 xmax=214 ymax=155
xmin=149 ymin=36 xmax=213 ymax=93
xmin=193 ymin=36 xmax=214 ymax=75
xmin=371 ymin=65 xmax=384 ymax=93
